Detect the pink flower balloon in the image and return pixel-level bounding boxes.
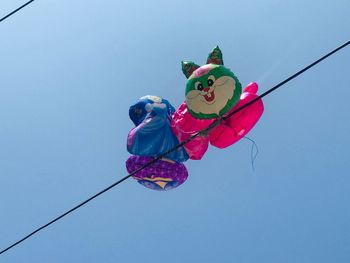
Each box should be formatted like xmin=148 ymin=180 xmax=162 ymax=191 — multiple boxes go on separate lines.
xmin=171 ymin=82 xmax=264 ymax=160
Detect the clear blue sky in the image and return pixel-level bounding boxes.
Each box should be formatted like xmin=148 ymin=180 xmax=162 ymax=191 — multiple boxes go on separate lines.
xmin=1 ymin=0 xmax=349 ymax=262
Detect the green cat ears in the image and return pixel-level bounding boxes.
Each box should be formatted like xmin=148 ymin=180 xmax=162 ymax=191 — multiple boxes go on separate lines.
xmin=181 ymin=46 xmax=224 ymax=78
xmin=207 ymin=46 xmax=224 ymax=65
xmin=181 ymin=61 xmax=200 ymax=79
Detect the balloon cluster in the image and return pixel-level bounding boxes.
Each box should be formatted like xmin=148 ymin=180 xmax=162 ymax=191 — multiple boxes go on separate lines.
xmin=126 ymin=47 xmax=264 ymax=191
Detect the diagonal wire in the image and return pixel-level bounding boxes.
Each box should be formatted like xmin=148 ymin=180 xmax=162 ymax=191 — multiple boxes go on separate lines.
xmin=222 ymin=40 xmax=350 ymax=121
xmin=0 ymin=40 xmax=349 ymax=255
xmin=0 ymin=0 xmax=35 ymax=23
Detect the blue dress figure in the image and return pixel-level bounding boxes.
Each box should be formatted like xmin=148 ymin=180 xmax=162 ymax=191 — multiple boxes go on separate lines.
xmin=127 ymin=95 xmax=189 ymax=163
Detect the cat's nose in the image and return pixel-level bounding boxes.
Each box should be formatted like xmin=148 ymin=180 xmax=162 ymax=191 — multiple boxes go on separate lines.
xmin=203 ymin=87 xmax=210 ymax=92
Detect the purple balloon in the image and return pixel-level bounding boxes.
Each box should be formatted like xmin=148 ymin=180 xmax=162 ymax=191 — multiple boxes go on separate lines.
xmin=126 ymin=155 xmax=188 ymax=191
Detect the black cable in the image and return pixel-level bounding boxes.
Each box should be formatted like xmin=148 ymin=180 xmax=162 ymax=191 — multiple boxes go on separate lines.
xmin=222 ymin=40 xmax=350 ymax=121
xmin=0 ymin=40 xmax=349 ymax=255
xmin=0 ymin=0 xmax=35 ymax=23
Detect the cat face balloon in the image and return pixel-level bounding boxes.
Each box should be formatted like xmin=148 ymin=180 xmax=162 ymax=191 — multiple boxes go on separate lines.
xmin=182 ymin=46 xmax=242 ymax=119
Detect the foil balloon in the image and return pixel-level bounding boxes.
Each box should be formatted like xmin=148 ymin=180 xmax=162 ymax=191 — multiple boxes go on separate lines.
xmin=126 ymin=95 xmax=189 ymax=191
xmin=126 ymin=155 xmax=188 ymax=191
xmin=126 ymin=46 xmax=264 ymax=190
xmin=127 ymin=95 xmax=188 ymax=163
xmin=171 ymin=47 xmax=264 ymax=160
xmin=181 ymin=46 xmax=242 ymax=119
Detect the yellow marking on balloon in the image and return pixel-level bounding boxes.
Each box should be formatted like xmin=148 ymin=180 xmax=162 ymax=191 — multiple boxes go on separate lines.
xmin=155 ymin=181 xmax=167 ymax=189
xmin=140 ymin=95 xmax=162 ymax=103
xmin=161 ymin=157 xmax=175 ymax=163
xmin=143 ymin=177 xmax=173 ymax=182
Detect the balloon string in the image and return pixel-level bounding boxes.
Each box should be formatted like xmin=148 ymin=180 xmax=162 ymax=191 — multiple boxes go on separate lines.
xmin=244 ymin=137 xmax=259 ymax=171
xmin=1 ymin=40 xmax=349 ymax=255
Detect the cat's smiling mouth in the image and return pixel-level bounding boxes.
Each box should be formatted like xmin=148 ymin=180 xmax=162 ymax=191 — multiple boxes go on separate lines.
xmin=185 ymin=75 xmax=236 ymax=116
xmin=202 ymin=88 xmax=216 ymax=103
xmin=201 ymin=78 xmax=231 ymax=104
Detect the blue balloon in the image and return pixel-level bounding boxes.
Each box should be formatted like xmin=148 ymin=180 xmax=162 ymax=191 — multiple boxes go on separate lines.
xmin=127 ymin=95 xmax=189 ymax=163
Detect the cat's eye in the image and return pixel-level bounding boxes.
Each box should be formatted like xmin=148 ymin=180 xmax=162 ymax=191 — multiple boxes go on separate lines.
xmin=207 ymin=75 xmax=215 ymax=86
xmin=195 ymin=81 xmax=204 ymax=91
